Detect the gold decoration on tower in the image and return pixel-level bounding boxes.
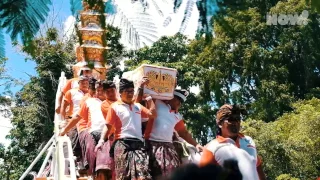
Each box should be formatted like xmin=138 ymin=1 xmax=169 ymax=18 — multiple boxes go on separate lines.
xmin=73 ymin=0 xmax=109 ymax=80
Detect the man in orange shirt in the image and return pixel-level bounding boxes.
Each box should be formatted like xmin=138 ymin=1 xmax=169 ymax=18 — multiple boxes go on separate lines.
xmin=79 ymin=77 xmax=97 ymax=106
xmin=60 ymin=80 xmax=117 ymax=179
xmin=76 ymin=77 xmax=97 ymax=135
xmin=56 ymin=67 xmax=92 ymax=114
xmin=60 ymin=75 xmax=89 ymax=118
xmin=94 ymin=81 xmax=118 ymax=180
xmin=96 ymin=77 xmax=149 ymax=180
xmin=60 ymin=76 xmax=89 ymax=158
xmin=199 ymin=104 xmax=266 ymax=180
xmin=58 ymin=75 xmax=89 ymax=175
xmin=102 ymin=78 xmax=156 ymax=180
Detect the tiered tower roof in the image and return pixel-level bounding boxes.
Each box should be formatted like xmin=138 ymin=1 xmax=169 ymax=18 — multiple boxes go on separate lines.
xmin=73 ymin=0 xmax=109 ymax=80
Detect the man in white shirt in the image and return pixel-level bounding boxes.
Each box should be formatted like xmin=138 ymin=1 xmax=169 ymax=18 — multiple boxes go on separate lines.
xmin=144 ymin=89 xmax=203 ymax=179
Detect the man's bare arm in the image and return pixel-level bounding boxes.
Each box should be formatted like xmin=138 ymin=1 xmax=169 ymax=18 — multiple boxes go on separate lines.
xmin=177 ymin=128 xmax=203 ymax=152
xmin=60 ymin=100 xmax=70 ymax=118
xmin=55 ymin=93 xmax=64 ymax=114
xmin=99 ymin=124 xmax=111 ymax=142
xmin=177 ymin=129 xmax=198 ymax=147
xmin=59 ymin=115 xmax=81 ymax=136
xmin=146 ymin=98 xmax=156 ymax=119
xmin=135 ymin=77 xmax=149 ymax=103
xmin=257 ymin=164 xmax=266 ymax=180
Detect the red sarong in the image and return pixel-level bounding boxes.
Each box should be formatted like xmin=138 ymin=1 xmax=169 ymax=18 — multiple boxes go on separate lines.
xmin=147 ymin=140 xmax=180 ymax=179
xmin=78 ymin=130 xmax=96 ymax=175
xmin=96 ymin=137 xmax=115 ymax=171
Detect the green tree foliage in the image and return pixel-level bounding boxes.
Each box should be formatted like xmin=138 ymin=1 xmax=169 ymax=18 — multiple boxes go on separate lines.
xmin=242 ymin=98 xmax=320 ymax=180
xmin=0 ymin=23 xmax=123 ymax=178
xmin=125 ymin=33 xmax=216 ymax=144
xmin=306 ymin=0 xmax=320 ymax=12
xmin=0 ymin=96 xmax=10 ymax=105
xmin=0 ymin=0 xmax=52 ymax=56
xmin=276 ymin=174 xmax=300 ymax=180
xmin=193 ymin=0 xmax=320 ymax=122
xmin=0 ymin=28 xmax=75 ymax=179
xmin=0 ymin=57 xmax=7 ymax=88
xmin=0 ymin=143 xmax=9 ymax=180
xmin=105 ymin=25 xmax=124 ymax=81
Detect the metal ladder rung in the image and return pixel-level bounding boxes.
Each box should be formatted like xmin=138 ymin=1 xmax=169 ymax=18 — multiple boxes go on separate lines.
xmin=57 ymin=136 xmax=77 ymax=180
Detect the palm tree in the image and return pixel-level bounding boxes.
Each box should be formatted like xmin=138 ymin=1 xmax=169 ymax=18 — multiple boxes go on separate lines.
xmin=0 ymin=0 xmax=220 ymax=58
xmin=0 ymin=0 xmax=52 ymax=58
xmin=70 ymin=0 xmax=218 ymax=50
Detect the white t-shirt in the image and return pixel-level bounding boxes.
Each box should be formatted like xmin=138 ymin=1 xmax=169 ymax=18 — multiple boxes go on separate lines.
xmin=106 ymin=100 xmax=149 ymax=141
xmin=83 ymin=98 xmax=105 ymax=133
xmin=215 ymin=144 xmax=259 ymax=180
xmin=145 ymin=100 xmax=185 ymax=142
xmin=64 ymin=89 xmax=85 ymax=117
xmin=205 ymin=135 xmax=259 ymax=180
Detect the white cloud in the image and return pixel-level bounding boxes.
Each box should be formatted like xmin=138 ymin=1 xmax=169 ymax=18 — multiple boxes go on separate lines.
xmin=63 ymin=15 xmax=76 ymax=41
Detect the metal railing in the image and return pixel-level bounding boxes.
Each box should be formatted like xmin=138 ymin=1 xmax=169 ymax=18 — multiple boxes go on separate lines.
xmin=19 ymin=72 xmax=77 ymax=180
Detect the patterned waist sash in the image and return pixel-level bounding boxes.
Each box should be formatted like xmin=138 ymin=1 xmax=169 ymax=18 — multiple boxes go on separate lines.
xmin=110 ymin=138 xmax=145 ymax=157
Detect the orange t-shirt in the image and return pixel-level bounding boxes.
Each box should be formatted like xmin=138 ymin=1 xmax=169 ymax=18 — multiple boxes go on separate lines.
xmin=77 ymin=97 xmax=96 ymax=133
xmin=76 ymin=93 xmax=92 ymax=132
xmin=78 ymin=97 xmax=107 ymax=133
xmin=62 ymin=78 xmax=79 ymax=95
xmin=101 ymin=99 xmax=117 ymax=135
xmin=80 ymin=93 xmax=92 ymax=107
xmin=101 ymin=99 xmax=117 ymax=118
xmin=63 ymin=89 xmax=85 ymax=117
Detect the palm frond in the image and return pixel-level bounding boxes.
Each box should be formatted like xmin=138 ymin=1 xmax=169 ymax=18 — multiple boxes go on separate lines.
xmin=105 ymin=0 xmax=217 ymax=49
xmin=0 ymin=28 xmax=5 ymax=58
xmin=179 ymin=0 xmax=194 ymax=34
xmin=174 ymin=0 xmax=183 ymax=13
xmin=105 ymin=0 xmax=117 ymax=14
xmin=196 ymin=0 xmax=218 ymax=36
xmin=0 ymin=0 xmax=51 ymax=42
xmin=70 ymin=0 xmax=83 ymax=16
xmin=150 ymin=0 xmax=164 ymax=17
xmin=106 ymin=1 xmax=160 ymax=49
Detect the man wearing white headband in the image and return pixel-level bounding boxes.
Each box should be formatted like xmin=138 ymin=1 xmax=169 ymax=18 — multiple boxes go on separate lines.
xmin=144 ymin=88 xmax=204 ymax=179
xmin=59 ymin=75 xmax=89 ymax=174
xmin=56 ymin=67 xmax=92 ymax=115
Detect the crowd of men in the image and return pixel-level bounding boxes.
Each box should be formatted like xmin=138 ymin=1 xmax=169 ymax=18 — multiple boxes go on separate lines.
xmin=56 ymin=68 xmax=266 ymax=180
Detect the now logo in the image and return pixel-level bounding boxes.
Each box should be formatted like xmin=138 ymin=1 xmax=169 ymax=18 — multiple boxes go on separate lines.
xmin=266 ymin=10 xmax=309 ymax=26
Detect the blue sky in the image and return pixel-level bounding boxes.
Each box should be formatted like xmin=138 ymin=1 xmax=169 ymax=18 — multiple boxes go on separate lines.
xmin=0 ymin=0 xmax=73 ymax=146
xmin=0 ymin=0 xmax=72 ymax=95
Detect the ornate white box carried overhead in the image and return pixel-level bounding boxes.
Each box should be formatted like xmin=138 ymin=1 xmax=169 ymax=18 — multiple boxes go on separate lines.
xmin=122 ymin=64 xmax=177 ymax=100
